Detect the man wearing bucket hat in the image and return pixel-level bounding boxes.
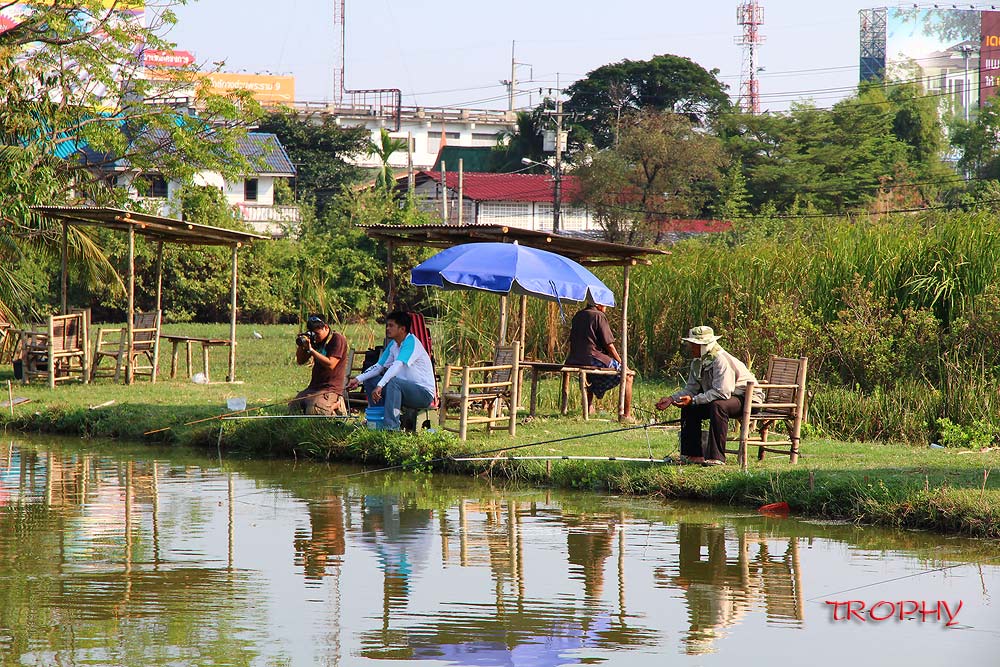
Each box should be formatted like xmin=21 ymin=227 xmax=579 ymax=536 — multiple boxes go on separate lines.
xmin=290 ymin=315 xmax=349 ymax=416
xmin=655 ymin=326 xmax=764 ymax=466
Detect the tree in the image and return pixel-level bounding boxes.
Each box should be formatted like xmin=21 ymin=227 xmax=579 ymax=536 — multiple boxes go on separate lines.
xmin=368 ymin=128 xmax=408 ymax=191
xmin=564 ymin=54 xmax=731 ymax=149
xmin=256 ymin=110 xmax=370 ymax=212
xmin=490 ymin=110 xmax=547 ymax=173
xmin=573 ymin=112 xmax=726 ymax=244
xmin=951 ymin=97 xmax=1000 ymax=181
xmin=0 ymin=0 xmax=262 ymax=319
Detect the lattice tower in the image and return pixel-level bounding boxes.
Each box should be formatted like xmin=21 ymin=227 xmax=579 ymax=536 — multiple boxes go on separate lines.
xmin=735 ymin=0 xmax=766 ymax=114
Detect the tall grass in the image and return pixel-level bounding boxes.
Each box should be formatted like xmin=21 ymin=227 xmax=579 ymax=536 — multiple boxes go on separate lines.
xmin=431 ymin=211 xmax=1000 ymax=443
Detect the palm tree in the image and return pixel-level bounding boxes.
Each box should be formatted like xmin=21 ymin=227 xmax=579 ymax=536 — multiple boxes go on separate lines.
xmin=368 ymin=129 xmax=409 ymax=191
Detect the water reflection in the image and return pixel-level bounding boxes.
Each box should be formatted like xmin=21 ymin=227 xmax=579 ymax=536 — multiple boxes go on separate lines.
xmin=0 ymin=439 xmax=997 ymax=666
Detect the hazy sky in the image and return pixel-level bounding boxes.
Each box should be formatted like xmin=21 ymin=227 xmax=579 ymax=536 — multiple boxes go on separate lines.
xmin=164 ymin=0 xmax=884 ymax=111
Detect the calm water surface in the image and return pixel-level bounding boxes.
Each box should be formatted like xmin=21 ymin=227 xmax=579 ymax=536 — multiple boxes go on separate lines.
xmin=0 ymin=436 xmax=998 ymax=666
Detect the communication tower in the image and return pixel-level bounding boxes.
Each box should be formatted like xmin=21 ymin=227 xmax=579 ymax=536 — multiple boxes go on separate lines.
xmin=333 ymin=0 xmax=345 ymax=104
xmin=735 ymin=0 xmax=766 ymax=114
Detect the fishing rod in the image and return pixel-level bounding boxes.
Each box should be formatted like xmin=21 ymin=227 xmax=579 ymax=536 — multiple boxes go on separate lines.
xmin=143 ymin=390 xmax=335 ymax=436
xmin=340 ymin=418 xmax=683 ymax=479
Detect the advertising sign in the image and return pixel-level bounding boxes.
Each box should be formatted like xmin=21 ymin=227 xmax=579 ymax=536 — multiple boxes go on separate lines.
xmin=144 ymin=49 xmax=195 ymax=68
xmin=204 ymin=73 xmax=295 ymax=104
xmin=981 ymin=12 xmax=1000 ymax=105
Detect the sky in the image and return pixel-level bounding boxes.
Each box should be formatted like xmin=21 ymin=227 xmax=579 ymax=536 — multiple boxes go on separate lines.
xmin=163 ymin=0 xmax=889 ymax=112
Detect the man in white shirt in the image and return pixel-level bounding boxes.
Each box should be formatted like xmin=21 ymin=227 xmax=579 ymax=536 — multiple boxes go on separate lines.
xmin=347 ymin=311 xmax=436 ymax=431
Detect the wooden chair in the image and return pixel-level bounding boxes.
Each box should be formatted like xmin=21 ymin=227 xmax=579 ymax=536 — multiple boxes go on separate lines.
xmin=0 ymin=312 xmax=19 ymax=365
xmin=344 ymin=346 xmax=382 ymax=413
xmin=726 ymin=356 xmax=808 ymax=471
xmin=91 ymin=310 xmax=161 ymax=383
xmin=22 ymin=313 xmax=89 ymax=388
xmin=439 ymin=342 xmax=520 ymax=441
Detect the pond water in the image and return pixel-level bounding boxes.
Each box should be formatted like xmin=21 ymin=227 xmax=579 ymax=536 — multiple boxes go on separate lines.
xmin=0 ymin=436 xmax=998 ymax=666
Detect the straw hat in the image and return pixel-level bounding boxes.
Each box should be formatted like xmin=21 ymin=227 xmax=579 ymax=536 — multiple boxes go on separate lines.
xmin=681 ymin=325 xmax=721 ymax=345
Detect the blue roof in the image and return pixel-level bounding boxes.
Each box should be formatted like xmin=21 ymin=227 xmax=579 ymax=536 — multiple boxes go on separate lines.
xmin=237 ymin=132 xmax=296 ymax=176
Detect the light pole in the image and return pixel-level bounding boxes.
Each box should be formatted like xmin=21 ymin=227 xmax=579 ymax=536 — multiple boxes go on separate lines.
xmin=522 ymin=157 xmax=561 ymax=232
xmin=959 ymin=44 xmax=977 ymax=122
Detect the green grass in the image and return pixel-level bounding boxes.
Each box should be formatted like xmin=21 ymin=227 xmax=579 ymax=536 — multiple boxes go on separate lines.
xmin=3 ymin=323 xmax=999 ymax=539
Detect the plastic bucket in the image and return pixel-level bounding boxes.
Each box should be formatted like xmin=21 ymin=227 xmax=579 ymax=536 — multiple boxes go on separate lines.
xmin=365 ymin=406 xmax=385 ymax=430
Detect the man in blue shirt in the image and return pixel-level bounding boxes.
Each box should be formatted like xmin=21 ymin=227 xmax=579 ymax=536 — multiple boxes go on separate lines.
xmin=347 ymin=311 xmax=436 ymax=431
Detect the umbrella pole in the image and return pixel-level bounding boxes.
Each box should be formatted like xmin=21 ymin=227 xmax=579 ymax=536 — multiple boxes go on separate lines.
xmin=617 ymin=263 xmax=631 ymax=422
xmin=498 ymin=295 xmax=508 ymax=346
xmin=518 ymin=294 xmax=527 ymax=360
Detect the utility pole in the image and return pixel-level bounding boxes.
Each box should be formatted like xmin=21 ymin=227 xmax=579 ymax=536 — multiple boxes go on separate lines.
xmin=541 ymin=92 xmax=570 ymax=233
xmin=553 ymin=97 xmax=563 ymax=233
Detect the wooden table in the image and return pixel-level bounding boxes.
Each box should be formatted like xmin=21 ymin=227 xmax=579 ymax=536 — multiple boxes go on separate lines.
xmin=161 ymin=335 xmax=232 ymax=383
xmin=522 ymin=361 xmax=631 ymax=420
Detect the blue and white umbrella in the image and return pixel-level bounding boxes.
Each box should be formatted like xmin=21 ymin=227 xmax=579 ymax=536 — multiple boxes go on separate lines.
xmin=411 ymin=242 xmax=615 ymax=307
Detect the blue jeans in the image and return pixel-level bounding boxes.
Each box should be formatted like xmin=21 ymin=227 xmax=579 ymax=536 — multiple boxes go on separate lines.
xmin=363 ymin=376 xmax=434 ymax=431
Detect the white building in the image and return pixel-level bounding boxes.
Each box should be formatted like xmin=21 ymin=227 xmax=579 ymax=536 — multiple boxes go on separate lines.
xmin=108 ymin=132 xmax=299 ymax=237
xmin=402 ymin=170 xmax=597 ymax=233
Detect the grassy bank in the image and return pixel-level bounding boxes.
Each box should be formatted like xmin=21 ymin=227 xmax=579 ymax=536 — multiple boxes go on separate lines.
xmin=2 ymin=324 xmax=999 ymax=539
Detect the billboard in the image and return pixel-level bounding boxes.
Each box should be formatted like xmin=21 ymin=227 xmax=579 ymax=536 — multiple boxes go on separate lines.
xmin=143 ymin=49 xmax=195 ymax=68
xmin=860 ymin=7 xmax=1000 ymax=116
xmin=203 ymin=73 xmax=295 ymax=104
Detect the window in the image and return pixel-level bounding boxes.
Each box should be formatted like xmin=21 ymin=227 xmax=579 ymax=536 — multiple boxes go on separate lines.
xmin=244 ymin=178 xmax=259 ymax=202
xmin=138 ymin=174 xmax=168 ymax=198
xmin=471 ymin=132 xmax=500 ymax=146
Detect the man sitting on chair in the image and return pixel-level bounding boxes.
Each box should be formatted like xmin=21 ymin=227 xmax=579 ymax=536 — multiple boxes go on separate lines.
xmin=347 ymin=311 xmax=435 ymax=431
xmin=565 ymin=302 xmax=633 ymax=418
xmin=655 ymin=326 xmax=763 ymax=466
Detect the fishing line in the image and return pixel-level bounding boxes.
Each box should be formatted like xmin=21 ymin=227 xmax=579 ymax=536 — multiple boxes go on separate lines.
xmin=339 ymin=418 xmax=682 ymax=479
xmin=805 ymin=555 xmax=1000 ymax=604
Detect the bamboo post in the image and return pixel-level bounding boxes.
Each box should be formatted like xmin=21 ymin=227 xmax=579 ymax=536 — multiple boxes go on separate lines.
xmin=155 ymin=241 xmax=164 ymax=315
xmin=6 ymin=380 xmax=12 ymax=416
xmin=457 ymin=158 xmax=464 ymax=225
xmin=459 ymin=365 xmax=471 ymax=441
xmin=60 ymin=222 xmax=68 ymax=314
xmin=439 ymin=365 xmax=452 ymax=427
xmin=440 ymin=161 xmax=448 ymax=223
xmin=47 ymin=316 xmax=55 ymax=389
xmin=407 ymin=132 xmax=414 ymax=193
xmin=518 ymin=294 xmax=528 ymax=360
xmin=125 ymin=225 xmax=135 ymax=384
xmin=386 ymin=240 xmax=396 ymax=311
xmin=227 ymin=244 xmax=238 ymax=382
xmin=790 ymin=357 xmax=808 ymax=464
xmin=508 ymin=341 xmax=520 ymax=436
xmin=616 ymin=262 xmax=632 ymax=422
xmin=579 ymin=371 xmax=589 ymax=420
xmin=738 ymin=380 xmax=755 ymax=471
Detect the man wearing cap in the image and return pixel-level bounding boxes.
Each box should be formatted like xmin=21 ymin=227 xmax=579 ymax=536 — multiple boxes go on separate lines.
xmin=291 ymin=315 xmax=349 ymax=415
xmin=347 ymin=311 xmax=436 ymax=431
xmin=655 ymin=326 xmax=763 ymax=466
xmin=566 ymin=302 xmax=633 ymax=418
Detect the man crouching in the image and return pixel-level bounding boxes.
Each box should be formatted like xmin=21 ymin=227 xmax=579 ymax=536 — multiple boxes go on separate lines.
xmin=290 ymin=315 xmax=348 ymax=415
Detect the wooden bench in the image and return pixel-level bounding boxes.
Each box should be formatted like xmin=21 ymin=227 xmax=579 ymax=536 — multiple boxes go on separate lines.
xmin=522 ymin=361 xmax=634 ymax=420
xmin=160 ymin=334 xmax=232 ymax=383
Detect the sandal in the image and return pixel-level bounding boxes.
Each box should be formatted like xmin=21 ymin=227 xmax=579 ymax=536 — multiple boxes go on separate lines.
xmin=678 ymin=455 xmax=705 ymax=465
xmin=701 ymin=459 xmax=726 ymax=467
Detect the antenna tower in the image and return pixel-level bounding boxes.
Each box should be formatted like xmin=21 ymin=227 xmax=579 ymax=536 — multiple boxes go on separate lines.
xmin=333 ymin=0 xmax=345 ymax=104
xmin=735 ymin=0 xmax=765 ymax=114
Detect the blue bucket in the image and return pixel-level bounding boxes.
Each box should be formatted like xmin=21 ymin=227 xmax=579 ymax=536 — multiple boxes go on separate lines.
xmin=365 ymin=406 xmax=385 ymax=429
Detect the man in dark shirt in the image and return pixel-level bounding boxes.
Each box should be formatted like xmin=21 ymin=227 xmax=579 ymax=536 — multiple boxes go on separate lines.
xmin=290 ymin=315 xmax=349 ymax=415
xmin=565 ymin=303 xmax=633 ymax=418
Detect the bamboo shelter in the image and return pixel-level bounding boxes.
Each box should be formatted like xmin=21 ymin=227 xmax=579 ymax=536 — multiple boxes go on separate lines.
xmin=32 ymin=206 xmax=269 ymax=384
xmin=363 ymin=224 xmax=668 ymax=421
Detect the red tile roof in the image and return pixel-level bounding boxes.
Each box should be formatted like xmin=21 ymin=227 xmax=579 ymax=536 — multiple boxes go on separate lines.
xmin=419 ymin=170 xmax=580 ymax=203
